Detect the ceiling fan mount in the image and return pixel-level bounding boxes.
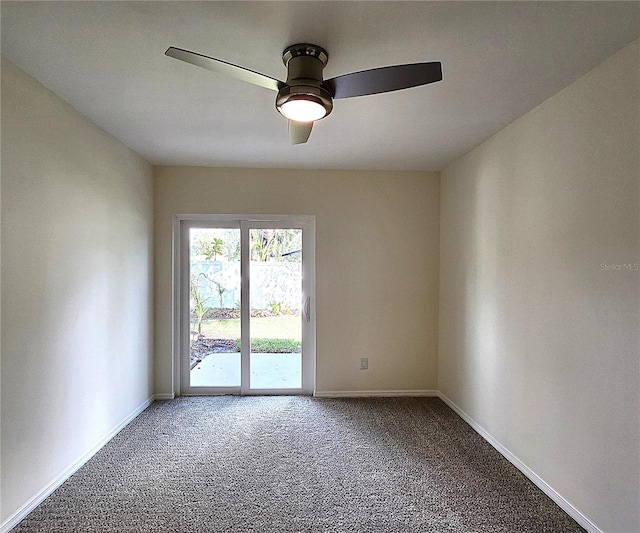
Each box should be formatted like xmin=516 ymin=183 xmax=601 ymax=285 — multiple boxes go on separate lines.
xmin=281 ymin=43 xmax=328 ymax=68
xmin=165 ymin=43 xmax=442 ymax=145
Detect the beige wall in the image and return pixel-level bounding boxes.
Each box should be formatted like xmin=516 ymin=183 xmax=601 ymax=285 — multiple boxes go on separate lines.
xmin=439 ymin=39 xmax=639 ymax=532
xmin=154 ymin=167 xmax=440 ymax=396
xmin=1 ymin=58 xmax=154 ymax=523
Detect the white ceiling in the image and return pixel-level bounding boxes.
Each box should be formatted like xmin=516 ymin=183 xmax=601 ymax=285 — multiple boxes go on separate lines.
xmin=1 ymin=1 xmax=638 ymax=172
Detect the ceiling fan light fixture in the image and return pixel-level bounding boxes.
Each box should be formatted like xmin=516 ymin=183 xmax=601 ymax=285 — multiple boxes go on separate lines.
xmin=278 ymin=96 xmax=327 ymax=122
xmin=276 ymin=85 xmax=333 ymax=122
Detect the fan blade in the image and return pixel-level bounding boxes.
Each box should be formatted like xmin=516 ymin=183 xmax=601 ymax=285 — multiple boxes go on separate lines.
xmin=165 ymin=47 xmax=284 ymax=92
xmin=326 ymin=62 xmax=442 ymax=99
xmin=289 ymin=121 xmax=313 ymax=145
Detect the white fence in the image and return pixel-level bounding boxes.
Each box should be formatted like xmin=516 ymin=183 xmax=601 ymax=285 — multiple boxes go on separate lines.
xmin=191 ymin=260 xmax=302 ymax=311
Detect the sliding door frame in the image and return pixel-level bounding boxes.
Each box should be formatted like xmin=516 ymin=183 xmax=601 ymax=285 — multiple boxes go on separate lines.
xmin=172 ymin=214 xmax=316 ymax=397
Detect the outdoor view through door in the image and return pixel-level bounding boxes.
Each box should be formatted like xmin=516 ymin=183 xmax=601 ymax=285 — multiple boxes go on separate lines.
xmin=179 ymin=216 xmax=315 ymax=395
xmin=189 ymin=226 xmax=242 ymax=388
xmin=249 ymin=228 xmax=302 ymax=389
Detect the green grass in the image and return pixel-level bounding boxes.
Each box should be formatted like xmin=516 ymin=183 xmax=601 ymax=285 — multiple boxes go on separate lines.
xmin=241 ymin=338 xmax=301 ymax=353
xmin=200 ymin=315 xmax=300 ymax=340
xmin=198 ymin=315 xmax=301 ymax=353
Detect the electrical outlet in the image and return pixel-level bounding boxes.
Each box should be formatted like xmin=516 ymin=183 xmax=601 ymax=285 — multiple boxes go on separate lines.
xmin=360 ymin=357 xmax=368 ymax=370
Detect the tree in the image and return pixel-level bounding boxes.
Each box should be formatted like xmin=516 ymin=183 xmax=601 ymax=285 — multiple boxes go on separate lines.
xmin=190 ymin=276 xmax=213 ymax=336
xmin=251 ymin=229 xmax=278 ymax=261
xmin=198 ymin=270 xmax=231 ymax=308
xmin=195 ymin=236 xmax=225 ymax=260
xmin=212 ymin=279 xmax=228 ymax=307
xmin=250 ymin=229 xmax=302 ymax=262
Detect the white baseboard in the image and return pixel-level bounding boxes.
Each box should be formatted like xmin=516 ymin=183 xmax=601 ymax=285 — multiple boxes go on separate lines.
xmin=437 ymin=393 xmax=603 ymax=533
xmin=314 ymin=389 xmax=439 ymax=398
xmin=153 ymin=393 xmax=175 ymax=400
xmin=1 ymin=395 xmax=155 ymax=533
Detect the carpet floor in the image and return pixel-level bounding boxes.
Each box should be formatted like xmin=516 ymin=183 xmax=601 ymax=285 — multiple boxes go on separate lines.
xmin=13 ymin=397 xmax=585 ymax=532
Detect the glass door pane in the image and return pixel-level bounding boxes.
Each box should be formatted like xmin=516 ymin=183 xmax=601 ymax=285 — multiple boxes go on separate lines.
xmin=249 ymin=228 xmax=302 ymax=390
xmin=189 ymin=227 xmax=241 ymax=388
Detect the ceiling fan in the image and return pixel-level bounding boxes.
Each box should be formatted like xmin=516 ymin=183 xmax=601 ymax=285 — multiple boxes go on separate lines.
xmin=165 ymin=44 xmax=442 ymax=145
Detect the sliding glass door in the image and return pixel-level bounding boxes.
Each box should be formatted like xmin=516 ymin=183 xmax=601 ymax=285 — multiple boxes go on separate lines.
xmin=178 ymin=216 xmax=315 ymax=395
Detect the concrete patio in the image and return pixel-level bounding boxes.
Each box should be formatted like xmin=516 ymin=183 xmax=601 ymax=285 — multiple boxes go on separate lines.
xmin=190 ymin=352 xmax=302 ymax=389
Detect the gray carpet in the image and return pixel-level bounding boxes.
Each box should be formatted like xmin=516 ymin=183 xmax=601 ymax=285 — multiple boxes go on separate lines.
xmin=13 ymin=397 xmax=585 ymax=532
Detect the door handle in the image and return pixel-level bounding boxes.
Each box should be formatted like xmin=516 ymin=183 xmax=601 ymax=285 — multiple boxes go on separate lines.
xmin=304 ymin=297 xmax=310 ymax=322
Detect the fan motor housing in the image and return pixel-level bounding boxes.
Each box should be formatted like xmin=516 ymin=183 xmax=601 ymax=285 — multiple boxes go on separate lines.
xmin=283 ymin=44 xmax=329 ymax=91
xmin=278 ymin=43 xmax=333 ymax=119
